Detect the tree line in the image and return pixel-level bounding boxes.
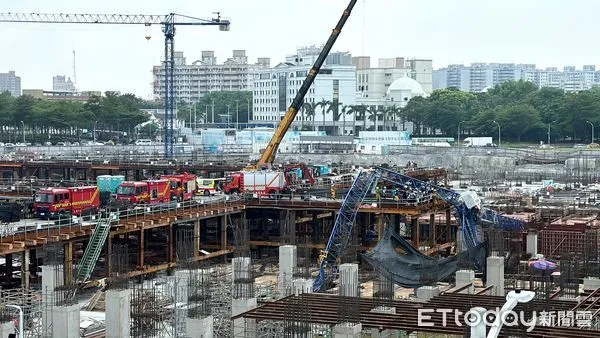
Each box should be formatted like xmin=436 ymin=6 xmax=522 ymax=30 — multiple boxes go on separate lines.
xmin=0 ymin=91 xmax=153 ymax=141
xmin=297 ymin=80 xmax=600 ymax=143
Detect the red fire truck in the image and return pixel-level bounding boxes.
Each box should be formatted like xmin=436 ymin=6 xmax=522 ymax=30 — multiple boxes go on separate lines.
xmin=115 ymin=179 xmax=170 ymax=204
xmin=34 ymin=186 xmax=100 ymax=218
xmin=162 ymin=173 xmax=197 ymax=201
xmin=224 ymin=171 xmax=288 ymax=197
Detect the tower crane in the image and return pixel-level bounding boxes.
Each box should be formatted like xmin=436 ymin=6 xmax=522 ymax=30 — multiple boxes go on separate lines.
xmin=246 ymin=0 xmax=357 ymax=170
xmin=0 ymin=12 xmax=230 ymax=158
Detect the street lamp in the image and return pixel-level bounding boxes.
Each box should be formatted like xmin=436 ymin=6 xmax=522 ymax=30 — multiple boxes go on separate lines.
xmin=235 ymin=99 xmax=239 ymax=131
xmin=6 ymin=304 xmax=23 ymax=338
xmin=457 ymin=120 xmax=467 ymax=146
xmin=492 ymin=120 xmax=501 ymax=147
xmin=20 ymin=121 xmax=24 ymax=143
xmin=93 ymin=120 xmax=98 ymax=143
xmin=586 ymin=120 xmax=595 ymax=144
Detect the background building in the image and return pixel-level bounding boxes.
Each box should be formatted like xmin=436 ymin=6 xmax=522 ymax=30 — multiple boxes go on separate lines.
xmin=153 ymin=50 xmax=270 ymax=104
xmin=53 ymin=75 xmax=76 ymax=92
xmin=352 ymin=56 xmax=430 ymax=132
xmin=0 ymin=71 xmax=21 ymax=96
xmin=252 ymin=46 xmax=356 ymax=135
xmin=433 ymin=63 xmax=600 ymax=92
xmin=22 ymin=89 xmax=101 ymax=102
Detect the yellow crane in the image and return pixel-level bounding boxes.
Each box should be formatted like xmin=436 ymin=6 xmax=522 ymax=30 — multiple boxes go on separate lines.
xmin=247 ymin=0 xmax=358 ymax=170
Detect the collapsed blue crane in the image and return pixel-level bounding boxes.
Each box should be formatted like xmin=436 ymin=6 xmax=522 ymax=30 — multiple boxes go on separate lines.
xmin=0 ymin=12 xmax=230 ymax=158
xmin=312 ymin=167 xmax=524 ymax=293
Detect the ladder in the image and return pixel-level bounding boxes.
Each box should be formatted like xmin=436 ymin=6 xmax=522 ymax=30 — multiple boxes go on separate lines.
xmin=75 ymin=213 xmax=115 ymax=282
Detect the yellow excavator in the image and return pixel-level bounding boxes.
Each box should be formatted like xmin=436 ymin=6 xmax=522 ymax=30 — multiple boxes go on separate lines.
xmin=245 ymin=0 xmax=358 ymax=171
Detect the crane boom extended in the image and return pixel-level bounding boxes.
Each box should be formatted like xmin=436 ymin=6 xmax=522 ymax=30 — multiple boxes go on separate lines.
xmin=252 ymin=0 xmax=357 ymax=168
xmin=0 ymin=12 xmax=229 ymax=159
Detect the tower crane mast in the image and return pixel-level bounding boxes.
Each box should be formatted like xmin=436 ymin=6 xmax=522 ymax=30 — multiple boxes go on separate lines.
xmin=0 ymin=12 xmax=230 ymax=158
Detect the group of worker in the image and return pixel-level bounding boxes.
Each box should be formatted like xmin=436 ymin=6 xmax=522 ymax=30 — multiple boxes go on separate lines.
xmin=374 ymin=184 xmax=434 ymax=204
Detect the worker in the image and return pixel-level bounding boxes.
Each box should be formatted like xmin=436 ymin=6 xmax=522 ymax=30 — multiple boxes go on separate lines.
xmin=375 ymin=186 xmax=381 ymax=200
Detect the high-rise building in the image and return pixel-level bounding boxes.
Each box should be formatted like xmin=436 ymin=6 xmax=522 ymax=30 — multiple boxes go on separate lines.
xmin=0 ymin=71 xmax=21 ymax=97
xmin=52 ymin=75 xmax=76 ymax=92
xmin=252 ymin=47 xmax=356 ymax=135
xmin=152 ymin=50 xmax=269 ymax=103
xmin=432 ymin=63 xmax=600 ymax=92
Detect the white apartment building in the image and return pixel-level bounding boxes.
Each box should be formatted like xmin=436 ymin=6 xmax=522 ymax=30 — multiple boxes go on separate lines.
xmin=252 ymin=46 xmax=356 ymax=135
xmin=53 ymin=75 xmax=76 ymax=92
xmin=433 ymin=63 xmax=600 ymax=92
xmin=153 ymin=50 xmax=270 ymax=103
xmin=0 ymin=71 xmax=21 ymax=97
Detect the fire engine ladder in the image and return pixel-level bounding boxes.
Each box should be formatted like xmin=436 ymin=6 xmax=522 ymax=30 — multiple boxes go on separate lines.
xmin=75 ymin=213 xmax=115 ymax=283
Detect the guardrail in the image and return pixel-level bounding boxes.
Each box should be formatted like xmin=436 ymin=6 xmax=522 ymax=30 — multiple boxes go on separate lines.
xmin=0 ymin=195 xmax=244 ymax=242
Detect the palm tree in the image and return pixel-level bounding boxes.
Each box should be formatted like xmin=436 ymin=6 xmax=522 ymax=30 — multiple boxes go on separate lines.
xmin=367 ymin=105 xmax=384 ymax=131
xmin=327 ymin=99 xmax=343 ymax=135
xmin=347 ymin=104 xmax=368 ymax=134
xmin=341 ymin=104 xmax=350 ymax=136
xmin=385 ymin=105 xmax=400 ymax=131
xmin=316 ymin=99 xmax=330 ymax=133
xmin=303 ymin=101 xmax=317 ymax=131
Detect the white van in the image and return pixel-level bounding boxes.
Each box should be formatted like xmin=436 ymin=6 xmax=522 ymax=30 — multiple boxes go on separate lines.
xmin=135 ymin=139 xmax=153 ymax=146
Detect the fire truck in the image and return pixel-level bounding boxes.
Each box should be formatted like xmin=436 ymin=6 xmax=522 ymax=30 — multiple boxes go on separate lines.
xmin=115 ymin=179 xmax=170 ymax=204
xmin=34 ymin=186 xmax=100 ymax=218
xmin=162 ymin=173 xmax=197 ymax=201
xmin=224 ymin=171 xmax=288 ymax=197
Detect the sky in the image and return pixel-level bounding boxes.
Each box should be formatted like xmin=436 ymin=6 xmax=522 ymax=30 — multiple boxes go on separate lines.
xmin=1 ymin=0 xmax=598 ymax=98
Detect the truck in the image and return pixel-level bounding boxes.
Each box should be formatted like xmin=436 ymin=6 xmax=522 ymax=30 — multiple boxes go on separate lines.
xmin=115 ymin=179 xmax=170 ymax=204
xmin=34 ymin=186 xmax=99 ymax=218
xmin=462 ymin=137 xmax=494 ymax=147
xmin=162 ymin=173 xmax=196 ymax=201
xmin=223 ymin=171 xmax=288 ymax=197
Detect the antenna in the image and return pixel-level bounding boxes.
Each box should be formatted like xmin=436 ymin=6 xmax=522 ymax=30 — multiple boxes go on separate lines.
xmin=72 ymin=50 xmax=77 ymax=91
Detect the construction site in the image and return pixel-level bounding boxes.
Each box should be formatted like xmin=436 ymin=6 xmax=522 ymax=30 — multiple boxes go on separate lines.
xmin=3 ymin=1 xmax=600 ymax=338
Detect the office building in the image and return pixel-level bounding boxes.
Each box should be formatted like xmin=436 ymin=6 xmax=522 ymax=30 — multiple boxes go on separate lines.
xmin=0 ymin=71 xmax=21 ymax=96
xmin=53 ymin=75 xmax=76 ymax=92
xmin=152 ymin=50 xmax=270 ymax=103
xmin=252 ymin=46 xmax=356 ymax=135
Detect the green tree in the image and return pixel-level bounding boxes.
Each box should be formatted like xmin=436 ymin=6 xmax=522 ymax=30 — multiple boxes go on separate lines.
xmin=194 ymin=91 xmax=252 ymax=125
xmin=494 ymin=104 xmax=543 ymax=142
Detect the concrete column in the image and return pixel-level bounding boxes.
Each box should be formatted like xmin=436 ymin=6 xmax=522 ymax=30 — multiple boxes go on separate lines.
xmin=106 ymin=289 xmax=131 ymax=338
xmin=232 ymin=298 xmax=257 ymax=338
xmin=194 ymin=220 xmax=201 ymax=259
xmin=583 ymin=277 xmax=600 ymax=291
xmin=369 ymin=307 xmax=396 ymax=338
xmin=416 ymin=286 xmax=440 ymax=301
xmin=175 ymin=269 xmax=191 ymax=303
xmin=278 ymin=245 xmax=297 ymax=295
xmin=455 ymin=270 xmax=475 ymax=294
xmin=0 ymin=321 xmax=15 ymax=337
xmin=21 ymin=249 xmax=30 ymax=289
xmin=333 ymin=323 xmax=362 ymax=338
xmin=526 ymin=231 xmax=538 ymax=257
xmin=292 ymin=278 xmax=313 ymax=294
xmin=339 ymin=263 xmax=359 ymax=297
xmin=42 ymin=265 xmax=63 ymax=334
xmin=486 ymin=256 xmax=505 ymax=296
xmin=186 ymin=315 xmax=214 ymax=338
xmin=52 ymin=304 xmax=80 ymax=338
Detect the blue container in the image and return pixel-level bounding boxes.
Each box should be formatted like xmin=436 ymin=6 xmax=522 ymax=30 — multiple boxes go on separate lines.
xmin=97 ymin=175 xmax=125 ymax=193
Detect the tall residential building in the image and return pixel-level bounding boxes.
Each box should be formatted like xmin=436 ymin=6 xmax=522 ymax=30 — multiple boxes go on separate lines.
xmin=53 ymin=75 xmax=76 ymax=92
xmin=431 ymin=63 xmax=600 ymax=92
xmin=252 ymin=47 xmax=356 ymax=135
xmin=152 ymin=50 xmax=269 ymax=103
xmin=0 ymin=71 xmax=21 ymax=96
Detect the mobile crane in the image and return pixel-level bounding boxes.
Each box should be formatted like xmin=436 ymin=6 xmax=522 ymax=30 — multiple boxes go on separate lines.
xmin=246 ymin=0 xmax=358 ymax=170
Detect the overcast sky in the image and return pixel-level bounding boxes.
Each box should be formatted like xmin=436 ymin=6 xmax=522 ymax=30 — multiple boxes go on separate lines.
xmin=1 ymin=0 xmax=597 ymax=98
